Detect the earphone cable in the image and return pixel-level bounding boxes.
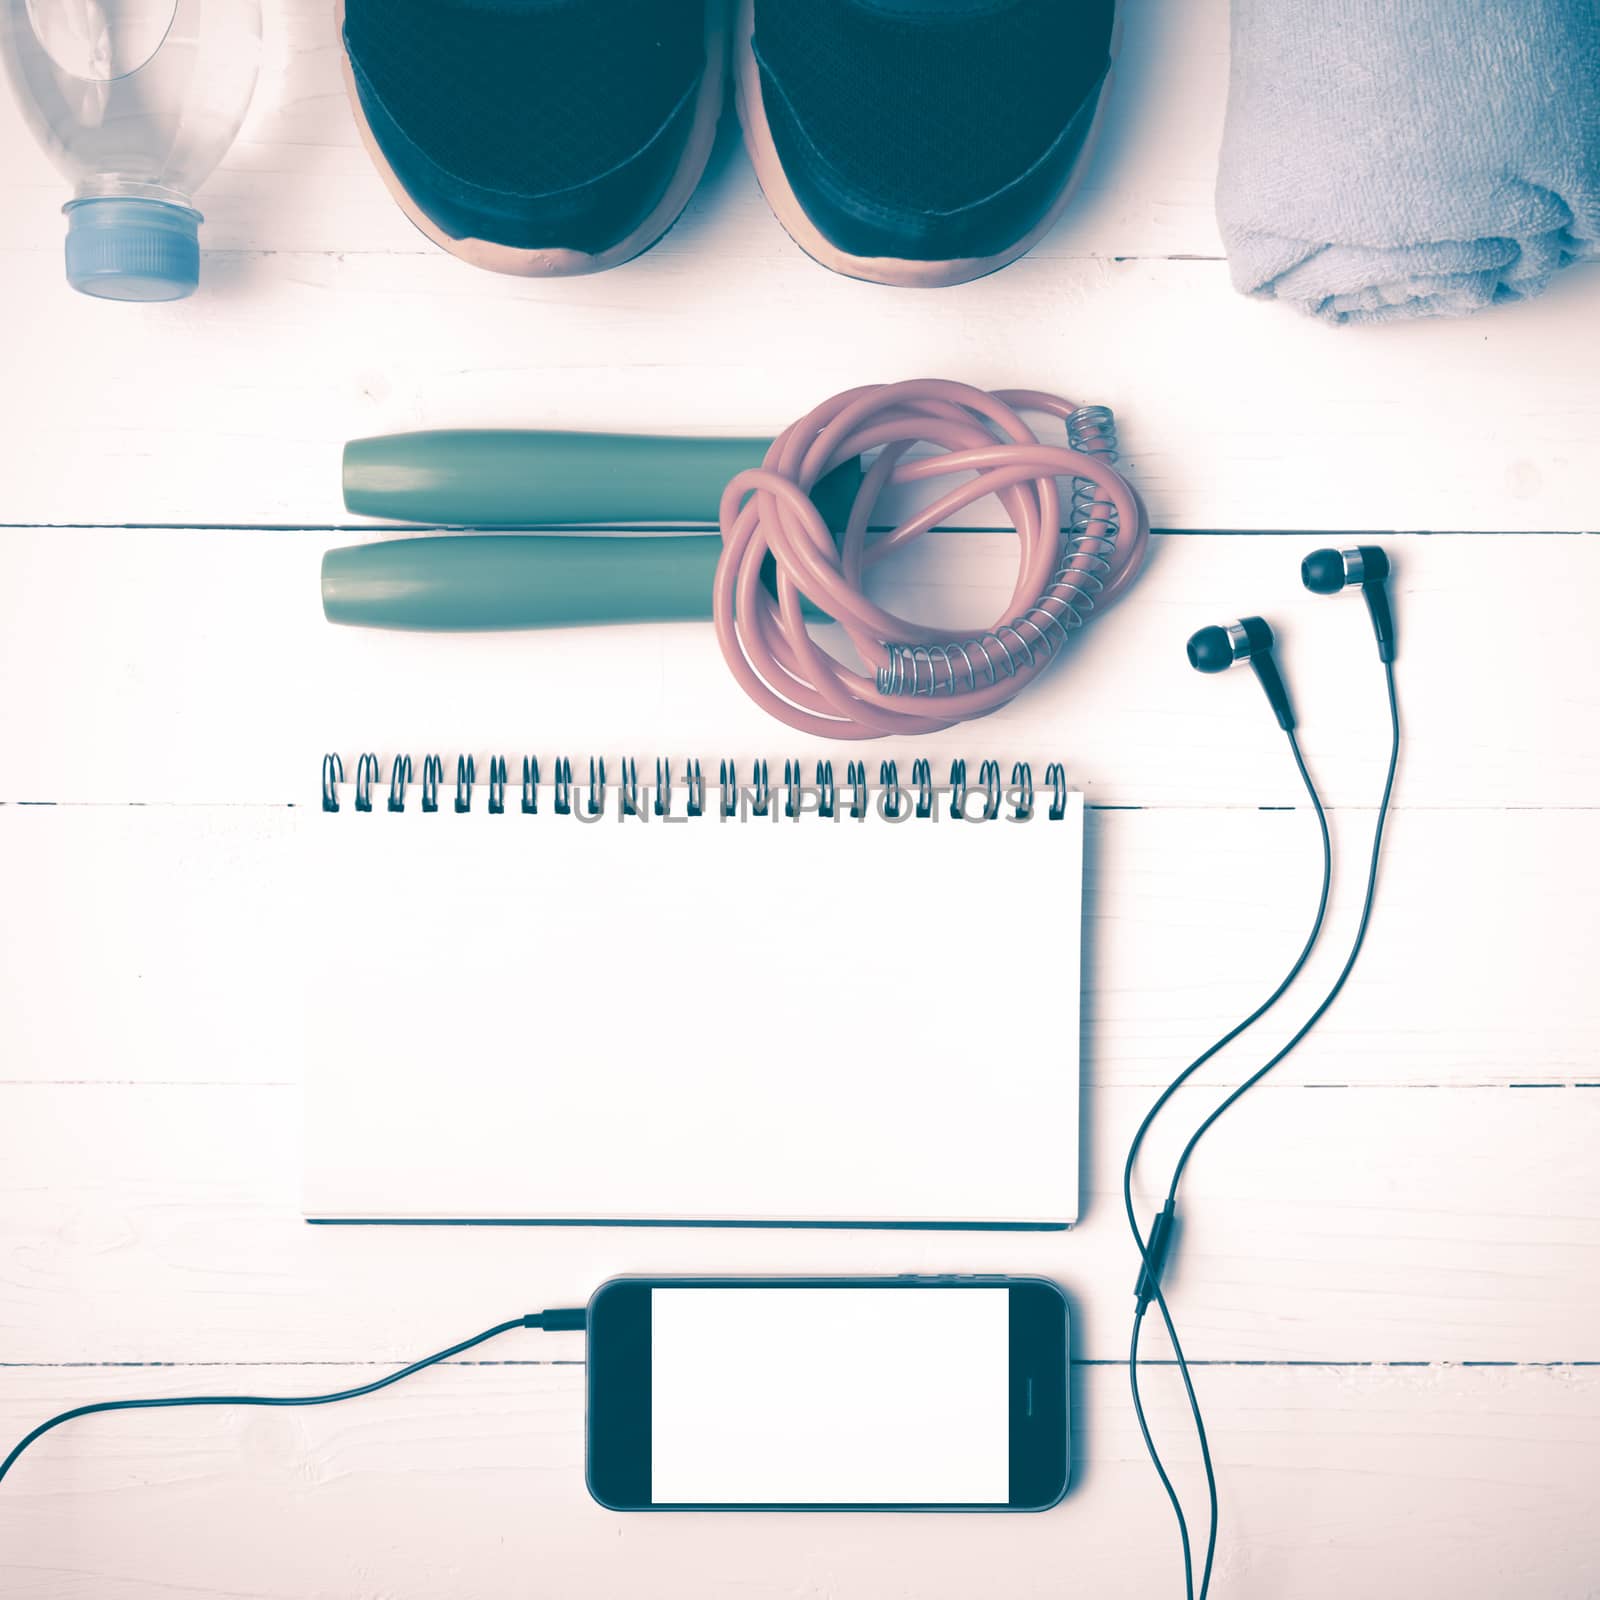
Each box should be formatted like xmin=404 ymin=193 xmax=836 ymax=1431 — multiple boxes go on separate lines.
xmin=1128 ymin=1315 xmax=1194 ymax=1600
xmin=1122 ymin=728 xmax=1333 ymax=1235
xmin=0 ymin=1308 xmax=586 ymax=1488
xmin=1139 ymin=1263 xmax=1221 ymax=1598
xmin=1129 ymin=660 xmax=1401 ymax=1600
xmin=1163 ymin=662 xmax=1400 ymax=1207
xmin=1123 ymin=727 xmax=1332 ymax=1600
xmin=1130 ymin=1277 xmax=1222 ymax=1600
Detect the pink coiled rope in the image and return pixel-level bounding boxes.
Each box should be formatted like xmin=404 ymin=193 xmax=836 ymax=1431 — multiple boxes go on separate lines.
xmin=713 ymin=379 xmax=1148 ymax=740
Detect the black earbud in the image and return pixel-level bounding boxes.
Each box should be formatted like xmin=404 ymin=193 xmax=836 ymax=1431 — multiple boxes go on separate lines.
xmin=1186 ymin=615 xmax=1296 ymax=730
xmin=1301 ymin=545 xmax=1395 ymax=663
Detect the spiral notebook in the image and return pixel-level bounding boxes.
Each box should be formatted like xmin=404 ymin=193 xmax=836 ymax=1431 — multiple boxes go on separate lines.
xmin=305 ymin=752 xmax=1084 ymax=1228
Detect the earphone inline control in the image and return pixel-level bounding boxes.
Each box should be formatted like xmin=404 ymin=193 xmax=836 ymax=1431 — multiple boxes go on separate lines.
xmin=1127 ymin=547 xmax=1402 ymax=1600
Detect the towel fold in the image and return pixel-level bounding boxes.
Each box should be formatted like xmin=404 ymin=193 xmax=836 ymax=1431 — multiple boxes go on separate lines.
xmin=1216 ymin=0 xmax=1600 ymax=325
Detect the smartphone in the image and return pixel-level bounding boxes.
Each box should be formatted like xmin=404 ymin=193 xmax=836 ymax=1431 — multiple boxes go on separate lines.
xmin=585 ymin=1275 xmax=1069 ymax=1512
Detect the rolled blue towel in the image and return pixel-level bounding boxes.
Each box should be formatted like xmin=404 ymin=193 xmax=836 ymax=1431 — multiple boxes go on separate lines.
xmin=1216 ymin=0 xmax=1600 ymax=325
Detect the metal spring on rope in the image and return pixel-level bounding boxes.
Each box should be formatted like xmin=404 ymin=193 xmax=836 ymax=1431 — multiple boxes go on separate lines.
xmin=876 ymin=404 xmax=1123 ymax=698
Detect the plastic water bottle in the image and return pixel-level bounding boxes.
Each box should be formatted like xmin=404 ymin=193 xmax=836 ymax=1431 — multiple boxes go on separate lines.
xmin=1 ymin=0 xmax=261 ymax=300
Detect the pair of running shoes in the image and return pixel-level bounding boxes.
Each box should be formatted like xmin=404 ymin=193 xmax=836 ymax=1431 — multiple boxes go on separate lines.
xmin=340 ymin=0 xmax=1118 ymax=289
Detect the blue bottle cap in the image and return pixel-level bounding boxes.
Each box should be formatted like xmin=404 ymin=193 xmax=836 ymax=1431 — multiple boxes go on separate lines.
xmin=63 ymin=197 xmax=202 ymax=302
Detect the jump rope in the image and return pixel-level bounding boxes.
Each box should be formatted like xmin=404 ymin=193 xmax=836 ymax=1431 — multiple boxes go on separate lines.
xmin=713 ymin=378 xmax=1148 ymax=737
xmin=3 ymin=385 xmax=1399 ymax=1600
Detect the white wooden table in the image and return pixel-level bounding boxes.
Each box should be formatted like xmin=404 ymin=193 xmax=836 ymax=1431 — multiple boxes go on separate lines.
xmin=3 ymin=1 xmax=1598 ymax=1595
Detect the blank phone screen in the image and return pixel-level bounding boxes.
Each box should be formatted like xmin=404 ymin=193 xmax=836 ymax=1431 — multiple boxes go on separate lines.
xmin=650 ymin=1287 xmax=1010 ymax=1504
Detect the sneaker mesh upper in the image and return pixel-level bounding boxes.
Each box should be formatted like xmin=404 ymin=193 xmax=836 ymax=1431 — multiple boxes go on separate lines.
xmin=752 ymin=0 xmax=1115 ymax=216
xmin=345 ymin=0 xmax=706 ymax=198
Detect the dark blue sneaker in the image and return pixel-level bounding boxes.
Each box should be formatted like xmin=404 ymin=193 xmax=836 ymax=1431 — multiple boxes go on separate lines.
xmin=736 ymin=0 xmax=1118 ymax=286
xmin=340 ymin=0 xmax=727 ymax=276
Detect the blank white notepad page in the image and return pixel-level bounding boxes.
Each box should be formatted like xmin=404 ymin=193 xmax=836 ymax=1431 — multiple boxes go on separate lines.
xmin=304 ymin=791 xmax=1082 ymax=1225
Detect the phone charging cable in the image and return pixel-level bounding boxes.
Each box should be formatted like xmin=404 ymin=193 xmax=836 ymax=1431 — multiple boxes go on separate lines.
xmin=0 ymin=1308 xmax=586 ymax=1487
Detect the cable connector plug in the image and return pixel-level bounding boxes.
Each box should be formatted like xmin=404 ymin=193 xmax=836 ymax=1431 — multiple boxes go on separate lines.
xmin=1134 ymin=1199 xmax=1177 ymax=1316
xmin=525 ymin=1308 xmax=586 ymax=1332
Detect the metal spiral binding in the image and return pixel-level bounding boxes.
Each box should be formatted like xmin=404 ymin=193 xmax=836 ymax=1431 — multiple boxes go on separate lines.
xmin=877 ymin=405 xmax=1123 ymax=697
xmin=947 ymin=757 xmax=1000 ymax=819
xmin=583 ymin=757 xmax=605 ymax=817
xmin=846 ymin=759 xmax=868 ymax=819
xmin=321 ymin=753 xmax=344 ymax=812
xmin=319 ymin=754 xmax=1070 ymax=822
xmin=1045 ymin=761 xmax=1068 ymax=821
xmin=354 ymin=753 xmax=378 ymax=812
xmin=880 ymin=760 xmax=902 ymax=819
xmin=390 ymin=755 xmax=413 ymax=813
xmin=977 ymin=760 xmax=1002 ymax=820
xmin=421 ymin=755 xmax=443 ymax=813
xmin=1011 ymin=761 xmax=1033 ymax=820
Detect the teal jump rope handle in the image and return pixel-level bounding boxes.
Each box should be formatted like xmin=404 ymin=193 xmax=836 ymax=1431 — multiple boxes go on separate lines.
xmin=331 ymin=429 xmax=859 ymax=631
xmin=323 ymin=533 xmax=770 ymax=631
xmin=343 ymin=429 xmax=861 ymax=528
